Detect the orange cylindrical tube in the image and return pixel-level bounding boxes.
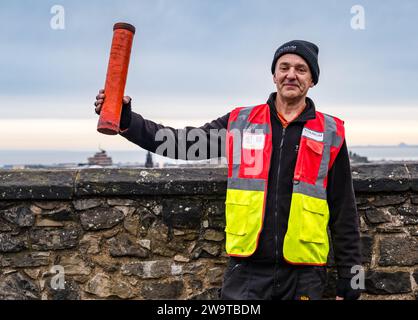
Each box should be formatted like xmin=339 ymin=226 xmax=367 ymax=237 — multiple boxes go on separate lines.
xmin=97 ymin=22 xmax=136 ymax=135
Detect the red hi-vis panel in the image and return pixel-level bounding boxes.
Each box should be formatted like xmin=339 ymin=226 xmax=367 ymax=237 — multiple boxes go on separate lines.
xmin=293 ymin=112 xmax=345 ymax=188
xmin=240 ymin=107 xmax=272 ymax=180
xmin=226 ymin=104 xmax=272 ymax=180
xmin=294 ymin=112 xmax=325 ymax=185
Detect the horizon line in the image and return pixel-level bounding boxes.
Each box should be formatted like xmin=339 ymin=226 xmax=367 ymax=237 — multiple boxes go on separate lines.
xmin=1 ymin=143 xmax=418 ymax=152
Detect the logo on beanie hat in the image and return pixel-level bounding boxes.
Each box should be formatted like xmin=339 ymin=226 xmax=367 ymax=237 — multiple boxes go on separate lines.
xmin=277 ymin=45 xmax=297 ymax=55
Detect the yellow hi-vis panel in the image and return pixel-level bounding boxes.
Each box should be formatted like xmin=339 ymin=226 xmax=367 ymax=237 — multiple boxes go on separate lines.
xmin=224 ymin=188 xmax=265 ymax=256
xmin=283 ymin=192 xmax=330 ymax=265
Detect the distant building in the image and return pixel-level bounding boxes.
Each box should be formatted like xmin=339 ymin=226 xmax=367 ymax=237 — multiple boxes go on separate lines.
xmin=88 ymin=149 xmax=113 ymax=166
xmin=145 ymin=151 xmax=154 ymax=168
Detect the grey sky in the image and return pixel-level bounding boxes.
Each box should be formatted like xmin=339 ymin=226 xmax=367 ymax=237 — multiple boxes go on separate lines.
xmin=1 ymin=0 xmax=418 ymax=122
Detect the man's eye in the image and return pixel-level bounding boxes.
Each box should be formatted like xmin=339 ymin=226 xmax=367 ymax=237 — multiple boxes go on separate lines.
xmin=297 ymin=68 xmax=307 ymax=73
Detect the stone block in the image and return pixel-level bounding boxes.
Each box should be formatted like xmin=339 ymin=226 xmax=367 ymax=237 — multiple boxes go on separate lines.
xmin=121 ymin=260 xmax=172 ymax=279
xmin=85 ymin=273 xmax=134 ymax=299
xmin=203 ymin=229 xmax=225 ymax=242
xmin=1 ymin=252 xmax=50 ymax=268
xmin=47 ymin=279 xmax=80 ymax=300
xmin=41 ymin=206 xmax=74 ymax=221
xmin=2 ymin=206 xmax=35 ymax=227
xmin=379 ymin=236 xmax=418 ymax=266
xmin=73 ymin=199 xmax=103 ymax=211
xmin=35 ymin=218 xmax=65 ymax=227
xmin=391 ymin=206 xmax=418 ymax=225
xmin=0 ymin=170 xmax=75 ymax=200
xmin=190 ymin=288 xmax=220 ymax=300
xmin=366 ymin=271 xmax=411 ymax=294
xmin=107 ymin=199 xmax=136 ymax=206
xmin=361 ymin=235 xmax=373 ymax=264
xmin=407 ymin=163 xmax=418 ymax=191
xmin=0 ymin=272 xmax=40 ymax=300
xmin=369 ymin=195 xmax=407 ymax=207
xmin=34 ymin=201 xmax=62 ymax=210
xmin=351 ymin=163 xmax=410 ymax=192
xmin=207 ymin=267 xmax=224 ymax=285
xmin=80 ymin=207 xmax=124 ymax=231
xmin=161 ymin=198 xmax=203 ymax=229
xmin=0 ymin=233 xmax=28 ymax=253
xmin=376 ymin=226 xmax=405 ymax=234
xmin=79 ymin=234 xmax=101 ymax=255
xmin=58 ymin=254 xmax=92 ymax=276
xmin=140 ymin=280 xmax=183 ymax=299
xmin=75 ymin=168 xmax=227 ymax=197
xmin=30 ymin=226 xmax=81 ymax=251
xmin=108 ymin=234 xmax=149 ymax=258
xmin=364 ymin=208 xmax=392 ymax=224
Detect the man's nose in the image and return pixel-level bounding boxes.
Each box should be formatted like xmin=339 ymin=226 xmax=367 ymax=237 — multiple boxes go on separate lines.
xmin=286 ymin=67 xmax=296 ymax=79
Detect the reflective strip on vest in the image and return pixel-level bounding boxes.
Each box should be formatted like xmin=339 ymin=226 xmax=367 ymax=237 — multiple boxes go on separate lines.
xmin=225 ymin=104 xmax=345 ymax=263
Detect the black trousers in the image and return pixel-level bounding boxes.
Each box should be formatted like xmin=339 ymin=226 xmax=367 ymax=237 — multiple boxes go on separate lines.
xmin=220 ymin=257 xmax=327 ymax=300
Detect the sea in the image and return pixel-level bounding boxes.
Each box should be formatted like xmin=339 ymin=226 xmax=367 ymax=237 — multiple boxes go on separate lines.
xmin=1 ymin=145 xmax=418 ymax=167
xmin=349 ymin=145 xmax=418 ymax=162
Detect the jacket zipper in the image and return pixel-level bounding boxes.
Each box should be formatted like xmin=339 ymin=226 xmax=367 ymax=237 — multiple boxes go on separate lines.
xmin=275 ymin=126 xmax=286 ymax=262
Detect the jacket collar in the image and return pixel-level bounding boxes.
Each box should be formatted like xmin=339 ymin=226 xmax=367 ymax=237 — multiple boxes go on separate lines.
xmin=266 ymin=92 xmax=317 ymax=123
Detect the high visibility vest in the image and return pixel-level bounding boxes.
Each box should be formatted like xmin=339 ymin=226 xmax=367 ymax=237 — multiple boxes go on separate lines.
xmin=225 ymin=103 xmax=345 ymax=265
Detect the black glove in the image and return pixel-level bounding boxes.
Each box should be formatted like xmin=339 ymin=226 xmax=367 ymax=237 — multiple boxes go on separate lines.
xmin=119 ymin=99 xmax=132 ymax=131
xmin=336 ymin=278 xmax=362 ymax=300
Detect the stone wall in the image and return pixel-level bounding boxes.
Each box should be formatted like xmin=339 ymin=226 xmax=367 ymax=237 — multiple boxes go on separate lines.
xmin=0 ymin=164 xmax=417 ymax=300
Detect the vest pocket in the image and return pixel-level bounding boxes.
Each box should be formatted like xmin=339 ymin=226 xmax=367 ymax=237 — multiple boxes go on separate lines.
xmin=299 ymin=198 xmax=328 ymax=244
xmin=224 ymin=196 xmax=250 ymax=236
xmin=295 ymin=138 xmax=324 ymax=184
xmin=306 ymin=138 xmax=324 ymax=155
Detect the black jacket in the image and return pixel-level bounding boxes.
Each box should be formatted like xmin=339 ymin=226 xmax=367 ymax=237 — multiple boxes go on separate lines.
xmin=120 ymin=92 xmax=361 ymax=279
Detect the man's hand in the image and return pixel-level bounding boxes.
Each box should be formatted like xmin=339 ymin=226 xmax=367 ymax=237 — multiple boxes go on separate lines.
xmin=94 ymin=89 xmax=131 ymax=114
xmin=336 ymin=278 xmax=362 ymax=300
xmin=94 ymin=89 xmax=132 ymax=130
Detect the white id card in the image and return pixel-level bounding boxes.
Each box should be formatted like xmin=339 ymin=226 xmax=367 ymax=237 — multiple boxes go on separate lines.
xmin=242 ymin=132 xmax=265 ymax=150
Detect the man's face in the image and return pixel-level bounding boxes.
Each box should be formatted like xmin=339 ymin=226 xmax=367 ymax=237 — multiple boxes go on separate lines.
xmin=273 ymin=54 xmax=314 ymax=100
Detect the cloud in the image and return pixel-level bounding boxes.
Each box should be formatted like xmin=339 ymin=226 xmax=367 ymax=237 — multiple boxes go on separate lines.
xmin=1 ymin=0 xmax=418 ymax=148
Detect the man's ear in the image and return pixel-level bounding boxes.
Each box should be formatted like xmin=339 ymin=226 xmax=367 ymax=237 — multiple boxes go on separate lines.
xmin=273 ymin=74 xmax=277 ymax=84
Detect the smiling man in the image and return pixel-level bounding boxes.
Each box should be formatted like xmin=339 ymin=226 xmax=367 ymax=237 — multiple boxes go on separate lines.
xmin=94 ymin=40 xmax=362 ymax=300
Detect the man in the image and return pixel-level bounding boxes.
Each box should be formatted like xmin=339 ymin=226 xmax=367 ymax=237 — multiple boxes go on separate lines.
xmin=94 ymin=40 xmax=362 ymax=300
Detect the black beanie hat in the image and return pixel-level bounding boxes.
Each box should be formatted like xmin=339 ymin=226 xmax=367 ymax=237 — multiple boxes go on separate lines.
xmin=271 ymin=40 xmax=320 ymax=85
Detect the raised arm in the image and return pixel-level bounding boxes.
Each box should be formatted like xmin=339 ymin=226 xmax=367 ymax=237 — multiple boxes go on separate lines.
xmin=94 ymin=89 xmax=229 ymax=160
